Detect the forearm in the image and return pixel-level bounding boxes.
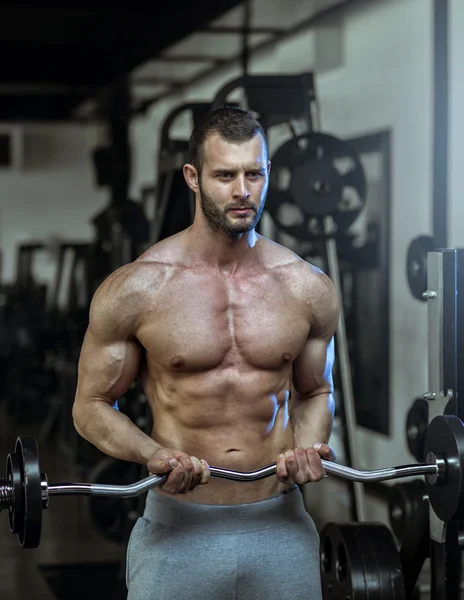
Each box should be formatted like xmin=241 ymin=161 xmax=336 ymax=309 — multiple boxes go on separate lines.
xmin=291 ymin=391 xmax=335 ymax=447
xmin=73 ymin=399 xmax=161 ymax=465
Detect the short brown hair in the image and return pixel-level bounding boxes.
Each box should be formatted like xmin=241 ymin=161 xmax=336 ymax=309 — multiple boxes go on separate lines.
xmin=188 ymin=105 xmax=268 ymax=173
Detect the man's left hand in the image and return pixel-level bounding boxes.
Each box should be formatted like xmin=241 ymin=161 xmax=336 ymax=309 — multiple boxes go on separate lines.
xmin=276 ymin=443 xmax=336 ymax=484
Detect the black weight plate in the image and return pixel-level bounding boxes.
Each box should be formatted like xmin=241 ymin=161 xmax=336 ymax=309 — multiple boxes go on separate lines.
xmin=320 ymin=522 xmax=405 ymax=599
xmin=424 ymin=414 xmax=464 ymax=522
xmin=406 ymin=235 xmax=435 ymax=301
xmin=87 ymin=458 xmax=135 ymax=545
xmin=350 ymin=524 xmax=404 ymax=599
xmin=291 ymin=160 xmax=342 ymax=216
xmin=6 ymin=452 xmax=23 ymax=534
xmin=15 ymin=436 xmax=42 ymax=548
xmin=267 ymin=132 xmax=367 ymax=241
xmin=406 ymin=397 xmax=428 ymax=462
xmin=388 ymin=480 xmax=426 ymax=542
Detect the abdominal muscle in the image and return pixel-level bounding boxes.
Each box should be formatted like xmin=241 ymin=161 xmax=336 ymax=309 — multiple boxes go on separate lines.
xmin=144 ymin=374 xmax=296 ymax=505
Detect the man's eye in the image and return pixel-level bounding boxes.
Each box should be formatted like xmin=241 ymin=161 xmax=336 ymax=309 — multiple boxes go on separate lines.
xmin=248 ymin=172 xmax=262 ymax=179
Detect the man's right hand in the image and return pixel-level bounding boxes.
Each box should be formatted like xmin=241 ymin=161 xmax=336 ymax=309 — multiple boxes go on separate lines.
xmin=147 ymin=447 xmax=210 ymax=494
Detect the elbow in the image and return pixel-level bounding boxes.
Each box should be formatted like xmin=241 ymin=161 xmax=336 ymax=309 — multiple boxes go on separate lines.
xmin=72 ymin=409 xmax=84 ymax=436
xmin=73 ymin=420 xmax=84 ymax=439
xmin=72 ymin=408 xmax=92 ymax=444
xmin=72 ymin=400 xmax=87 ymax=436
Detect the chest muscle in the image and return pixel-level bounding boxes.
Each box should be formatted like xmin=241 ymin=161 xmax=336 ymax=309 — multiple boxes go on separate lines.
xmin=138 ymin=273 xmax=309 ymax=371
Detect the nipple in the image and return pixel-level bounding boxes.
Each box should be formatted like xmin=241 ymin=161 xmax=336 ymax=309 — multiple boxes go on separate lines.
xmin=169 ymin=355 xmax=185 ymax=368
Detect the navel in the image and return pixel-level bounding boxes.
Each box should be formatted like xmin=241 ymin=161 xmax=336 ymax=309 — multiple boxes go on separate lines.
xmin=169 ymin=355 xmax=185 ymax=368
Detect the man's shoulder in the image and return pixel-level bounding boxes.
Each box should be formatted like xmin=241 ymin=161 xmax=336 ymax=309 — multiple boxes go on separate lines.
xmin=95 ymin=258 xmax=165 ymax=300
xmin=89 ymin=251 xmax=177 ymax=330
xmin=96 ymin=236 xmax=184 ymax=299
xmin=259 ymin=236 xmax=331 ymax=288
xmin=259 ymin=236 xmax=338 ymax=333
xmin=259 ymin=235 xmax=303 ymax=270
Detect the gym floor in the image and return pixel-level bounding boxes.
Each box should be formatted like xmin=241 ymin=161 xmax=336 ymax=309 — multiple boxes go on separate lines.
xmin=0 ymin=404 xmax=125 ymax=600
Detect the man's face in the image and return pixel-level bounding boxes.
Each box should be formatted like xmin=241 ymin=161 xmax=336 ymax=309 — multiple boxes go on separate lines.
xmin=198 ymin=133 xmax=270 ymax=236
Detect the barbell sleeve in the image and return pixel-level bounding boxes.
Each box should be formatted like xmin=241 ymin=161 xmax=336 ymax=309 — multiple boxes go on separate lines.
xmin=47 ymin=460 xmax=439 ymax=499
xmin=322 ymin=460 xmax=437 ymax=482
xmin=48 ymin=474 xmax=169 ymax=498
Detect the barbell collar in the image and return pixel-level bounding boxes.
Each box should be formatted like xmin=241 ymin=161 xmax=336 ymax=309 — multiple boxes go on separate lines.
xmin=0 ymin=477 xmax=12 ymax=510
xmin=45 ymin=460 xmax=439 ymax=499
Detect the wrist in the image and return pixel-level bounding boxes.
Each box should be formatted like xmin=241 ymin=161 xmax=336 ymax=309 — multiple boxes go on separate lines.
xmin=140 ymin=441 xmax=163 ymax=464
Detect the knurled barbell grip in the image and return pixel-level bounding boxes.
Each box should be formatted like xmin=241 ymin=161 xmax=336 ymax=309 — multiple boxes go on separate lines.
xmin=46 ymin=460 xmax=439 ymax=499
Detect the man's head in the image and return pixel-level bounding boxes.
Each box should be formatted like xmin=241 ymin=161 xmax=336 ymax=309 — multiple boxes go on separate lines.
xmin=184 ymin=106 xmax=270 ymax=237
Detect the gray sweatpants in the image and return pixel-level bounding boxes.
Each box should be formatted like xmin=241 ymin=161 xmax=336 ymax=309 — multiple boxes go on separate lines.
xmin=126 ymin=487 xmax=322 ymax=600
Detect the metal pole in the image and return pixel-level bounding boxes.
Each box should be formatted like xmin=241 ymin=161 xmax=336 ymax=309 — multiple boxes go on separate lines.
xmin=323 ymin=215 xmax=366 ymax=521
xmin=241 ymin=0 xmax=251 ymax=76
xmin=425 ymin=250 xmax=460 ymax=600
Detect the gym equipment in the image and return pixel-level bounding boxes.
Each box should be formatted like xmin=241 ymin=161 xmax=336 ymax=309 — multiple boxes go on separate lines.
xmin=212 ymin=73 xmax=316 ymax=129
xmin=406 ymin=397 xmax=428 ymax=462
xmin=388 ymin=479 xmax=426 ymax=542
xmin=320 ymin=522 xmax=406 ymax=599
xmin=152 ymin=103 xmax=212 ymax=244
xmin=90 ymin=79 xmax=150 ymax=276
xmin=87 ymin=458 xmax=140 ymax=545
xmin=5 ymin=437 xmax=45 ymax=549
xmin=265 ymin=132 xmax=367 ymax=241
xmin=2 ymin=242 xmax=56 ymax=422
xmin=406 ymin=235 xmax=435 ymax=301
xmin=0 ymin=413 xmax=461 ymax=548
xmin=423 ymin=414 xmax=464 ymax=522
xmin=322 ymin=248 xmax=464 ymax=600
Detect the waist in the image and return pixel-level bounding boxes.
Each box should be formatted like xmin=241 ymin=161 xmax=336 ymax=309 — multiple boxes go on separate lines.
xmin=142 ymin=485 xmax=305 ymax=534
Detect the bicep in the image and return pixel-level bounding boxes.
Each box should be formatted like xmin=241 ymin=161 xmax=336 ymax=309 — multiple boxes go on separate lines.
xmin=292 ymin=268 xmax=339 ymax=397
xmin=74 ymin=326 xmax=142 ymax=409
xmin=292 ymin=335 xmax=335 ymax=398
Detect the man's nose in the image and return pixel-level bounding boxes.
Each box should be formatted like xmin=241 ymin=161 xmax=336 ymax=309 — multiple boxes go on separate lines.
xmin=233 ymin=176 xmax=250 ymax=199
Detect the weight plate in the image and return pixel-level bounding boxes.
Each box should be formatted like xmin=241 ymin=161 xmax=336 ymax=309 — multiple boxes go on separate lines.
xmin=15 ymin=436 xmax=42 ymax=548
xmin=406 ymin=235 xmax=435 ymax=301
xmin=87 ymin=458 xmax=136 ymax=545
xmin=424 ymin=414 xmax=464 ymax=522
xmin=405 ymin=397 xmax=428 ymax=462
xmin=266 ymin=132 xmax=367 ymax=241
xmin=320 ymin=522 xmax=405 ymax=599
xmin=6 ymin=452 xmax=23 ymax=534
xmin=388 ymin=480 xmax=426 ymax=542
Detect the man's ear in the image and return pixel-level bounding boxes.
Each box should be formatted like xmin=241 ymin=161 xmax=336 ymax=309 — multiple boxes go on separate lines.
xmin=183 ymin=164 xmax=199 ymax=192
xmin=267 ymin=160 xmax=271 ymax=174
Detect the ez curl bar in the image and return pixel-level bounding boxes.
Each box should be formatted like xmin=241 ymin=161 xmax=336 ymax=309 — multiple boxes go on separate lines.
xmin=1 ymin=413 xmax=463 ymax=548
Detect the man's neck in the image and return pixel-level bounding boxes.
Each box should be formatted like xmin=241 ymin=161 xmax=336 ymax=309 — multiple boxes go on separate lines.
xmin=184 ymin=221 xmax=259 ymax=274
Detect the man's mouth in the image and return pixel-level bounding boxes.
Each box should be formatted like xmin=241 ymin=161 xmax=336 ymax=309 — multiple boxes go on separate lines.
xmin=229 ymin=207 xmax=253 ymax=214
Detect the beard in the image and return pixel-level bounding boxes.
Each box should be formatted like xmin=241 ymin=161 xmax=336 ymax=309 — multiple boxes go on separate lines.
xmin=198 ymin=179 xmax=266 ymax=237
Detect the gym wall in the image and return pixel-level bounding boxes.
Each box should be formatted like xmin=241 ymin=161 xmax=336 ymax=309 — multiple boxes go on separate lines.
xmin=0 ymin=123 xmax=107 ymax=282
xmin=449 ymin=0 xmax=464 ymax=250
xmin=130 ymin=0 xmax=433 ymax=487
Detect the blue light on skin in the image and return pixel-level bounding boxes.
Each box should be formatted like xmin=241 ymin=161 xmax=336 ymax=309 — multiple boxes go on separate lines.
xmin=113 ymin=400 xmax=119 ymax=411
xmin=265 ymin=390 xmax=290 ymax=434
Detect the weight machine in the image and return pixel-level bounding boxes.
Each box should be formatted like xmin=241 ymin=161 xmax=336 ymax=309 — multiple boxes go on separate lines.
xmin=320 ymin=248 xmax=464 ymax=599
xmin=150 ymin=102 xmax=212 ymax=244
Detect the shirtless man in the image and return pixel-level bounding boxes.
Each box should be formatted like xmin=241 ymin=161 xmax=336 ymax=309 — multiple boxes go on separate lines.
xmin=72 ymin=106 xmax=339 ymax=600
